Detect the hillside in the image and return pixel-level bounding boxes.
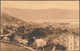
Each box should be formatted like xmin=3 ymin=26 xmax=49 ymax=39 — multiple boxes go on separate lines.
xmin=1 ymin=12 xmax=35 ymax=28
xmin=1 ymin=12 xmax=79 ymax=33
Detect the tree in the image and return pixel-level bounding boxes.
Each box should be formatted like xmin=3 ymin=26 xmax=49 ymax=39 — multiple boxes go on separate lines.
xmin=3 ymin=29 xmax=10 ymax=34
xmin=55 ymin=44 xmax=66 ymax=50
xmin=17 ymin=26 xmax=26 ymax=34
xmin=28 ymin=28 xmax=46 ymax=38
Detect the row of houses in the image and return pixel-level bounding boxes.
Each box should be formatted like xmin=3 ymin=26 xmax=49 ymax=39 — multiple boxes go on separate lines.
xmin=52 ymin=33 xmax=79 ymax=50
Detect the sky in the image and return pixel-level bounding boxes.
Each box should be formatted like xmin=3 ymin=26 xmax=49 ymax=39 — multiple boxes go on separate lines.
xmin=1 ymin=1 xmax=79 ymax=10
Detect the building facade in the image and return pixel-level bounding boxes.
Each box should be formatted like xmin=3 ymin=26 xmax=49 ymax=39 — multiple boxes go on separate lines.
xmin=52 ymin=34 xmax=79 ymax=50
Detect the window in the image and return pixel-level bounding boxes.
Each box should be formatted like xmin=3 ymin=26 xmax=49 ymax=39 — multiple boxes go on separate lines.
xmin=70 ymin=43 xmax=72 ymax=45
xmin=70 ymin=37 xmax=72 ymax=38
xmin=70 ymin=47 xmax=72 ymax=49
xmin=75 ymin=42 xmax=77 ymax=44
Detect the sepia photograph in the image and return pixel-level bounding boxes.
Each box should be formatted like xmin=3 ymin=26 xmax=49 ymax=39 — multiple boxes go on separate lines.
xmin=0 ymin=1 xmax=79 ymax=51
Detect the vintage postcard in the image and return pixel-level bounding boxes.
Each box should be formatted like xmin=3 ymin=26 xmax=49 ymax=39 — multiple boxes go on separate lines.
xmin=0 ymin=1 xmax=79 ymax=51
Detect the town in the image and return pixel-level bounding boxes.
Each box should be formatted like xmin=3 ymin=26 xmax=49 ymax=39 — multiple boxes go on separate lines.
xmin=0 ymin=23 xmax=79 ymax=51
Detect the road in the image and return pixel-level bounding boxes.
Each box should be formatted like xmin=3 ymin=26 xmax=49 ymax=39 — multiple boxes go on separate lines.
xmin=0 ymin=42 xmax=32 ymax=51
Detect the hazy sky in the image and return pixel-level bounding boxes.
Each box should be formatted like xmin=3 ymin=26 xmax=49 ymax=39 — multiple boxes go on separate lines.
xmin=1 ymin=1 xmax=79 ymax=10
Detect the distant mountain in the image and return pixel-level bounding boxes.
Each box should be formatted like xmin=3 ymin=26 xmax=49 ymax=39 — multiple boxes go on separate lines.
xmin=2 ymin=7 xmax=79 ymax=22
